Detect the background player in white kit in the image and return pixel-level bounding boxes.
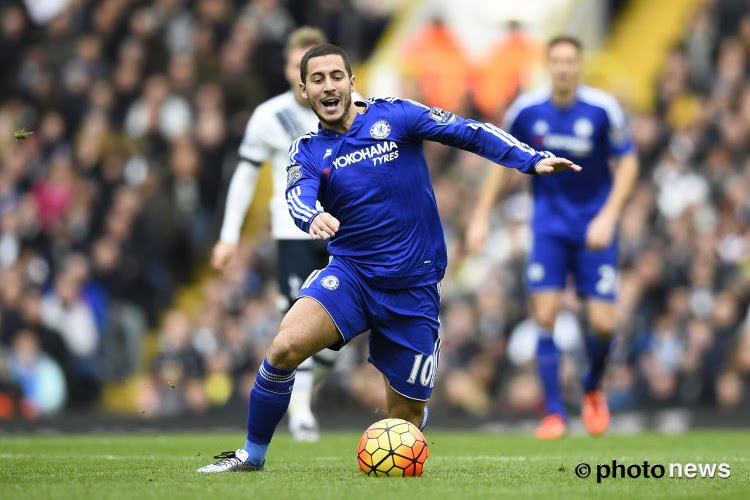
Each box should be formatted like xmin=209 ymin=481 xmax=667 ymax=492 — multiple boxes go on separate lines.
xmin=211 ymin=27 xmax=335 ymax=442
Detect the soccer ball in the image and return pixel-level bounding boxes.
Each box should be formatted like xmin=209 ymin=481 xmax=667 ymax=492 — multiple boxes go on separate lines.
xmin=356 ymin=418 xmax=429 ymax=477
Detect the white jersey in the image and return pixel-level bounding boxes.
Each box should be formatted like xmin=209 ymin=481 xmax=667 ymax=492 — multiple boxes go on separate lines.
xmin=239 ymin=91 xmax=320 ymax=240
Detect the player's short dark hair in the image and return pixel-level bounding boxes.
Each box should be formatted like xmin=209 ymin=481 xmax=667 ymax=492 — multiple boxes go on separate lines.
xmin=300 ymin=43 xmax=352 ymax=83
xmin=547 ymin=35 xmax=583 ymax=54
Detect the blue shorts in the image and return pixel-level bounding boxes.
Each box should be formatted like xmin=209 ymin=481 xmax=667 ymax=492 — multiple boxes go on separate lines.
xmin=526 ymin=232 xmax=618 ymax=301
xmin=298 ymin=258 xmax=441 ymax=401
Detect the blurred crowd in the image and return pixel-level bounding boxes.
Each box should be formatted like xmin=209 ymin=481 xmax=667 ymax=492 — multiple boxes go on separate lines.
xmin=0 ymin=0 xmax=392 ymax=418
xmin=0 ymin=0 xmax=748 ymax=423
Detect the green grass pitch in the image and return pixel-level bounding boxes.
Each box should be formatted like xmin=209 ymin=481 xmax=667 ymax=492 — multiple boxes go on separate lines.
xmin=1 ymin=430 xmax=748 ymax=499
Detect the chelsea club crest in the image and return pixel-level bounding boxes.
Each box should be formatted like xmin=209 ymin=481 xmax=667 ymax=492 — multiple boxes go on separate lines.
xmin=320 ymin=275 xmax=340 ymax=290
xmin=370 ymin=120 xmax=391 ymax=140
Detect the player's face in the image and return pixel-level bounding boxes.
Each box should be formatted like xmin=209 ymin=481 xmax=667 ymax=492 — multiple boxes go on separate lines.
xmin=300 ymin=54 xmax=355 ymax=130
xmin=285 ymin=46 xmax=312 ymax=99
xmin=547 ymin=42 xmax=582 ymax=94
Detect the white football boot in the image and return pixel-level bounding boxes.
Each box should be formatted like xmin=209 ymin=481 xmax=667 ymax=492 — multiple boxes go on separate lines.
xmin=196 ymin=449 xmax=264 ymax=473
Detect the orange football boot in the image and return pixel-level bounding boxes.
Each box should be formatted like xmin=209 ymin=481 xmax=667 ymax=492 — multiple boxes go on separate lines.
xmin=534 ymin=413 xmax=566 ymax=440
xmin=581 ymin=390 xmax=610 ymax=436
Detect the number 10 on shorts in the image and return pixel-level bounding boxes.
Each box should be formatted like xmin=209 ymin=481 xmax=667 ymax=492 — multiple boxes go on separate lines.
xmin=406 ymin=338 xmax=441 ymax=388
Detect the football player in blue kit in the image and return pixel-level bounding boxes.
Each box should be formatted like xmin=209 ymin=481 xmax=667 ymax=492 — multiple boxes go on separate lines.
xmin=198 ymin=43 xmax=580 ymax=472
xmin=466 ymin=36 xmax=639 ymax=439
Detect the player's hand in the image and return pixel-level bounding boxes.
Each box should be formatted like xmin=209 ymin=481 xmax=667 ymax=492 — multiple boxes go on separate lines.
xmin=585 ymin=211 xmax=616 ymax=250
xmin=309 ymin=212 xmax=340 ymax=240
xmin=211 ymin=240 xmax=238 ymax=271
xmin=535 ymin=157 xmax=582 ymax=175
xmin=465 ymin=215 xmax=490 ymax=254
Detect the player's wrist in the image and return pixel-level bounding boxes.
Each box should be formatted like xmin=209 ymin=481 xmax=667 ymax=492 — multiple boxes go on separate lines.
xmin=218 ymin=231 xmax=241 ymax=245
xmin=531 ymin=154 xmax=554 ymax=175
xmin=306 ymin=211 xmax=324 ymax=232
xmin=531 ymin=159 xmax=545 ymax=175
xmin=598 ymin=206 xmax=619 ymax=220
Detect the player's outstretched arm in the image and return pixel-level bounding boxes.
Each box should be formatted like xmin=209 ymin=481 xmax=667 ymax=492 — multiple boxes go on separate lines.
xmin=534 ymin=157 xmax=582 ymax=174
xmin=308 ymin=212 xmax=340 ymax=240
xmin=465 ymin=166 xmax=509 ymax=254
xmin=399 ymin=99 xmax=576 ymax=175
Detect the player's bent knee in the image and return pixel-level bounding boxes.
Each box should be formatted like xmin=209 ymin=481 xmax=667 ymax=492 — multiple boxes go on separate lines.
xmin=532 ymin=309 xmax=557 ymax=331
xmin=530 ymin=294 xmax=561 ymax=330
xmin=587 ymin=303 xmax=617 ymax=336
xmin=589 ymin=317 xmax=616 ymax=337
xmin=267 ymin=335 xmax=306 ymax=370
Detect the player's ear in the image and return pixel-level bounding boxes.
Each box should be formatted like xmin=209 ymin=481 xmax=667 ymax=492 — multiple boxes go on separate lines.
xmin=350 ymin=74 xmax=355 ymax=94
xmin=299 ymin=82 xmax=308 ymax=99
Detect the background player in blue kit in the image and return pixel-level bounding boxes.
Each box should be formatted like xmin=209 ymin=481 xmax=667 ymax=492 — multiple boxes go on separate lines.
xmin=466 ymin=36 xmax=640 ymax=440
xmin=198 ymin=43 xmax=580 ymax=472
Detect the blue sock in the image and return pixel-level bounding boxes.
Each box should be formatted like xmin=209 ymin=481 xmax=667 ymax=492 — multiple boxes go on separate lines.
xmin=243 ymin=358 xmax=296 ymax=465
xmin=583 ymin=333 xmax=611 ymax=393
xmin=537 ymin=333 xmax=566 ymax=417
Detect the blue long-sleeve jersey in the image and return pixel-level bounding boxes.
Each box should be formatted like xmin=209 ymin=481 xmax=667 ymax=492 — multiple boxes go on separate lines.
xmin=286 ymin=97 xmax=553 ymax=289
